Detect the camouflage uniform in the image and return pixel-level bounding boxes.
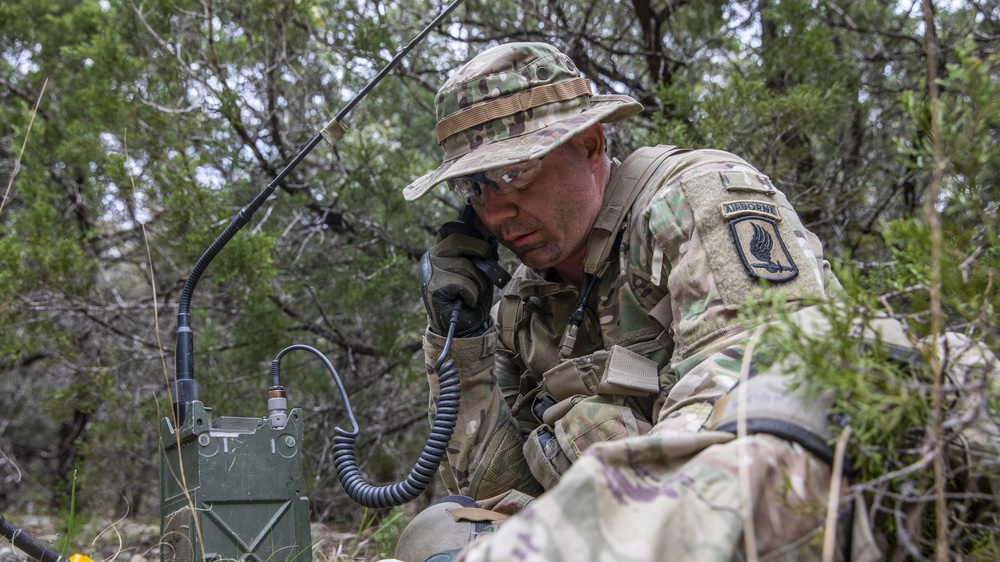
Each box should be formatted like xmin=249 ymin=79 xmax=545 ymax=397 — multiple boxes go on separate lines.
xmin=402 ymin=43 xmax=880 ymax=561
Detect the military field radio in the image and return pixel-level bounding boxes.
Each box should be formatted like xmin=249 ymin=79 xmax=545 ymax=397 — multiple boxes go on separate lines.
xmin=159 ymin=2 xmax=475 ymax=561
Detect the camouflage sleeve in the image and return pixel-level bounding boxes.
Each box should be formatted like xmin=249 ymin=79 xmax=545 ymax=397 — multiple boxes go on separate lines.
xmin=455 ymin=431 xmax=880 ymax=562
xmin=622 ymin=149 xmax=843 ymax=425
xmin=423 ymin=327 xmax=543 ymax=500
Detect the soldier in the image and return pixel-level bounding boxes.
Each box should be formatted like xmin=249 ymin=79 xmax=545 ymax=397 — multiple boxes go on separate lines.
xmin=393 ymin=42 xmax=881 ymax=562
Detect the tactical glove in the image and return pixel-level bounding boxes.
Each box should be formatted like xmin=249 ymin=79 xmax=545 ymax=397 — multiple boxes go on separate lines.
xmin=418 ymin=223 xmax=496 ymax=337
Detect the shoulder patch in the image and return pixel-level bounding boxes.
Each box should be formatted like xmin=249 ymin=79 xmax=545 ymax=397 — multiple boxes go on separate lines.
xmin=729 ymin=216 xmax=798 ymax=282
xmin=720 ymin=200 xmax=782 ymax=222
xmin=719 ymin=170 xmax=776 ymax=194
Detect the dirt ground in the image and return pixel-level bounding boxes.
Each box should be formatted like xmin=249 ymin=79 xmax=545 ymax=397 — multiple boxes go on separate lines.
xmin=0 ymin=515 xmax=388 ymax=562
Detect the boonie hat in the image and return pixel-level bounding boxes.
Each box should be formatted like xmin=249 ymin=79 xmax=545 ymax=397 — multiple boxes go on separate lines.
xmin=402 ymin=42 xmax=643 ymax=201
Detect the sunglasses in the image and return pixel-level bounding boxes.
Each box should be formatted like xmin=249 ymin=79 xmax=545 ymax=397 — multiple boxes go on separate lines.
xmin=448 ymin=158 xmax=543 ymax=205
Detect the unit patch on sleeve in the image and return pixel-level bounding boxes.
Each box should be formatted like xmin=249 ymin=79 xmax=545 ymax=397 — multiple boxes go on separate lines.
xmin=678 ymin=166 xmax=824 ymax=313
xmin=720 ymin=200 xmax=782 ymax=222
xmin=728 ymin=216 xmax=799 ymax=282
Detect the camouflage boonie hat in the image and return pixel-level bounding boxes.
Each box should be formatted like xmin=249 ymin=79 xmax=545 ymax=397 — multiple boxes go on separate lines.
xmin=402 ymin=42 xmax=644 ymax=201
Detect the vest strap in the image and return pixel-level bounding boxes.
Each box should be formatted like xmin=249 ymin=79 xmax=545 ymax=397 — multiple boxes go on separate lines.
xmin=584 ymin=145 xmax=687 ymax=275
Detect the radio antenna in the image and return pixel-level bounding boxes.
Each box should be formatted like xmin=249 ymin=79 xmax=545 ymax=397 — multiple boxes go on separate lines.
xmin=171 ymin=0 xmax=466 ymax=423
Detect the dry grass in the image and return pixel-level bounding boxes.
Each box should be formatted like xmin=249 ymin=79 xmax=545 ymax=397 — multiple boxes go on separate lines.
xmin=0 ymin=515 xmax=396 ymax=562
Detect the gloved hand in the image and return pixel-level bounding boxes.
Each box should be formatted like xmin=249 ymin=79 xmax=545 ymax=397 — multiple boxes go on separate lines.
xmin=418 ymin=222 xmax=496 ymax=337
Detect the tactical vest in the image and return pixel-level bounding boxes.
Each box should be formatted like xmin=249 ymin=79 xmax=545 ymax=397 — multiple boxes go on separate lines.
xmin=495 ymin=146 xmax=689 ymax=427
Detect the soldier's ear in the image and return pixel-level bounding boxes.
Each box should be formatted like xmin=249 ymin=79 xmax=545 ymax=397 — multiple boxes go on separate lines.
xmin=573 ymin=123 xmax=606 ymax=166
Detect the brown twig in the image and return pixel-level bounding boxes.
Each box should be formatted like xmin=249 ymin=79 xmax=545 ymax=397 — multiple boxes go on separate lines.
xmin=919 ymin=0 xmax=948 ymax=559
xmin=737 ymin=325 xmax=767 ymax=562
xmin=1 ymin=77 xmax=48 ymax=218
xmin=959 ymin=244 xmax=986 ymax=284
xmin=822 ymin=426 xmax=853 ymax=562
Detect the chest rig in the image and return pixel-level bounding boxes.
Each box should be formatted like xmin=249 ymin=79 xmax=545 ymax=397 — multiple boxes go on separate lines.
xmin=496 ymin=145 xmax=689 ymax=426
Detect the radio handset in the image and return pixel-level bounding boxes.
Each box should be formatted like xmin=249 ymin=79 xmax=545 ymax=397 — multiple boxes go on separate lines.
xmin=437 ymin=204 xmax=512 ymax=289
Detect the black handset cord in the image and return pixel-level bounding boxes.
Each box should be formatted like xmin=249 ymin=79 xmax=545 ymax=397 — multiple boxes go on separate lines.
xmin=270 ymin=302 xmax=463 ymax=509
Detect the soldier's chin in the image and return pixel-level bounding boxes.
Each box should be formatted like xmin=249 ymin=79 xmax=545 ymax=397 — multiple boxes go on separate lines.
xmin=515 ymin=245 xmax=563 ymax=270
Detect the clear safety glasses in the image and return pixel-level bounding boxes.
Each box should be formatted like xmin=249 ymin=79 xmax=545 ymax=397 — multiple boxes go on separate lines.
xmin=448 ymin=158 xmax=543 ymax=205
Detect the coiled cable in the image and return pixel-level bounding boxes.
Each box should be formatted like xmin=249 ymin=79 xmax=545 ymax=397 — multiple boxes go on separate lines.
xmin=271 ymin=302 xmax=463 ymax=509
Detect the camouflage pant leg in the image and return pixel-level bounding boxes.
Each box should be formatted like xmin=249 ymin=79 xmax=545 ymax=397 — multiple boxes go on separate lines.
xmin=457 ymin=431 xmax=864 ymax=562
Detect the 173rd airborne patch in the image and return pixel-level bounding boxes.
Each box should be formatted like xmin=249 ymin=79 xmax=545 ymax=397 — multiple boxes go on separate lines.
xmin=727 ymin=214 xmax=799 ymax=283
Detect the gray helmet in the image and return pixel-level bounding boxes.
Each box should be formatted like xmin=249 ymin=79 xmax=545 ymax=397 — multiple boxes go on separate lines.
xmin=393 ymin=495 xmax=501 ymax=562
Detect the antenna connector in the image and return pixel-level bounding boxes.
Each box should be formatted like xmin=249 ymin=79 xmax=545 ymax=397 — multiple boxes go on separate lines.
xmin=267 ymin=385 xmax=288 ymax=429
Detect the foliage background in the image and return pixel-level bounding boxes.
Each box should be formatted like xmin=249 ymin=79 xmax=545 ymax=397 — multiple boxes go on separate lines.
xmin=1 ymin=0 xmax=997 ymax=559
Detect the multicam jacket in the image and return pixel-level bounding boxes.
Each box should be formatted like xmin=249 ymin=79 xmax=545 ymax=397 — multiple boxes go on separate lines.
xmin=422 ymin=146 xmax=840 ymax=503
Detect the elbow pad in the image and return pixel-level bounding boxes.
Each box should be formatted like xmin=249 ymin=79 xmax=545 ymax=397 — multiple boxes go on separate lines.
xmin=709 ymin=371 xmax=840 ymax=465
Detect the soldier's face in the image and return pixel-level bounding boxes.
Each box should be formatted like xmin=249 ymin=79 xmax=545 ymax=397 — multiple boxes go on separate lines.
xmin=472 ymin=130 xmax=606 ymax=280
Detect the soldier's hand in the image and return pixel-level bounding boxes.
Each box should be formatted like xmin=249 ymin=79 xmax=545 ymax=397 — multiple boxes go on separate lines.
xmin=418 ymin=226 xmax=494 ymax=337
